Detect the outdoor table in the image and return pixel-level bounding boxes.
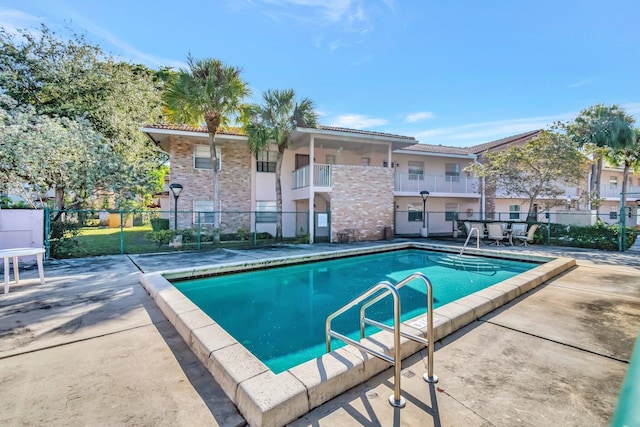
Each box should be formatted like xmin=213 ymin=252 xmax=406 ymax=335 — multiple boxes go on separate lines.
xmin=0 ymin=248 xmax=46 ymax=294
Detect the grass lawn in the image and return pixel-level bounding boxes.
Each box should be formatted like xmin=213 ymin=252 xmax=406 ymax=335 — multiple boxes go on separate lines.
xmin=56 ymin=225 xmax=280 ymax=258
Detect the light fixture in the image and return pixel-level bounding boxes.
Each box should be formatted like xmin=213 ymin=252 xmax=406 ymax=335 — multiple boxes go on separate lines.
xmin=169 ymin=183 xmax=183 ymax=230
xmin=420 ymin=190 xmax=430 ymax=230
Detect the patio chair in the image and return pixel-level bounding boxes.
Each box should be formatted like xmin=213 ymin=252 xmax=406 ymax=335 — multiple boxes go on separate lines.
xmin=468 ymin=222 xmax=486 ymax=239
xmin=514 ymin=224 xmax=538 ymax=247
xmin=487 ymin=223 xmax=507 ymax=245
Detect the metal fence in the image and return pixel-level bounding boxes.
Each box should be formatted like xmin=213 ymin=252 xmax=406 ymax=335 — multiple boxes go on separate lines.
xmin=394 ymin=209 xmax=639 ymax=251
xmin=45 ymin=209 xmax=311 ymax=259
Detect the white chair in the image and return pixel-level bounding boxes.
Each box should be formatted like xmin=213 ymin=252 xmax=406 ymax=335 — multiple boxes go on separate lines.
xmin=514 ymin=224 xmax=538 ymax=246
xmin=468 ymin=222 xmax=486 ymax=239
xmin=487 ymin=223 xmax=507 ymax=246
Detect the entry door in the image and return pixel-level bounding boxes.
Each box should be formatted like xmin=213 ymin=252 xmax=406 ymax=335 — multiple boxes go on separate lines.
xmin=296 ymin=154 xmax=310 ymax=169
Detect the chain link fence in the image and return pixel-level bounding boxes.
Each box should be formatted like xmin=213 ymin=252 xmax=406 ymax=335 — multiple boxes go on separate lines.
xmin=45 ymin=209 xmax=310 ymax=259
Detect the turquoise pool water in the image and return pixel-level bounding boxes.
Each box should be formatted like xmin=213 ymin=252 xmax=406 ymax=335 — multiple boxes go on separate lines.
xmin=173 ymin=249 xmax=535 ymax=373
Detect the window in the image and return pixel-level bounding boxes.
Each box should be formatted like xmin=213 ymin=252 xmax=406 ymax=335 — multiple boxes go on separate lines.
xmin=361 ymin=157 xmax=370 ymax=166
xmin=408 ymin=161 xmax=424 ymax=180
xmin=609 ymin=205 xmax=618 ymax=220
xmin=256 ymin=201 xmax=277 ymax=223
xmin=407 ymin=204 xmax=423 ymax=222
xmin=257 ymin=151 xmax=277 ymax=172
xmin=326 ymin=154 xmax=336 ymax=165
xmin=610 ymin=176 xmax=618 ymax=186
xmin=194 ymin=145 xmax=222 ymax=170
xmin=445 ymin=163 xmax=460 ymax=182
xmin=509 ymin=204 xmax=521 ymax=220
xmin=193 ymin=200 xmax=216 ymax=224
xmin=445 ymin=203 xmax=459 ymax=221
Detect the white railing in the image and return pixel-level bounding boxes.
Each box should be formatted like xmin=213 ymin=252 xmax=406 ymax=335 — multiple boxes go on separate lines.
xmin=292 ymin=164 xmax=332 ymax=189
xmin=394 ymin=173 xmax=479 ymax=194
xmin=314 ymin=164 xmax=332 ymax=187
xmin=600 ymin=184 xmax=640 ymax=199
xmin=495 ymin=182 xmax=582 ymax=198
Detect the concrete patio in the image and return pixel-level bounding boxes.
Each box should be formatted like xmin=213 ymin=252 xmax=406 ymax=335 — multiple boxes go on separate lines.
xmin=0 ymin=241 xmax=639 ymax=426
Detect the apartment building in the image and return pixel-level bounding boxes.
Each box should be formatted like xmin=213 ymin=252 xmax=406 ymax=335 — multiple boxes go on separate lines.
xmin=142 ymin=125 xmax=640 ymax=242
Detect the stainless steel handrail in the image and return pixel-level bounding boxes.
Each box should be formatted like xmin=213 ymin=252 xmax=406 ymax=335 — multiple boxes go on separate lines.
xmin=325 ymin=281 xmax=406 ymax=407
xmin=359 ymin=272 xmax=438 ymax=383
xmin=460 ymin=227 xmax=481 ymax=256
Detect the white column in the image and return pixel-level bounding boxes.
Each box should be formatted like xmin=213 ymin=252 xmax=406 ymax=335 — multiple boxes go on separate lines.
xmin=308 ymin=136 xmax=315 ymax=243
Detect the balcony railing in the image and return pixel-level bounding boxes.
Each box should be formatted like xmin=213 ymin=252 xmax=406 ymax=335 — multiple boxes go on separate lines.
xmin=495 ymin=182 xmax=582 ymax=198
xmin=600 ymin=184 xmax=640 ymax=199
xmin=394 ymin=173 xmax=479 ymax=194
xmin=292 ymin=164 xmax=332 ymax=189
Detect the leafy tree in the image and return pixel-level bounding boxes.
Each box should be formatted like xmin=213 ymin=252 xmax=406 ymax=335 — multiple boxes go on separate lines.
xmin=0 ymin=95 xmax=117 ymax=210
xmin=242 ymin=89 xmax=318 ymax=240
xmin=467 ymin=131 xmax=587 ymax=220
xmin=566 ymin=104 xmax=636 ymax=213
xmin=0 ymin=24 xmax=166 ymax=208
xmin=163 ymin=55 xmax=250 ymax=226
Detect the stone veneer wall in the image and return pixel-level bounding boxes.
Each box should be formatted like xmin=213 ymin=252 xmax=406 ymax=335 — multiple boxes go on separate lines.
xmin=169 ymin=136 xmax=252 ymax=232
xmin=330 ymin=165 xmax=394 ymax=241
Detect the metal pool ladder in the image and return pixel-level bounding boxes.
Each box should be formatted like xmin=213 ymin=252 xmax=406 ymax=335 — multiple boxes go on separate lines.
xmin=460 ymin=226 xmax=482 ymax=256
xmin=325 ymin=272 xmax=438 ymax=408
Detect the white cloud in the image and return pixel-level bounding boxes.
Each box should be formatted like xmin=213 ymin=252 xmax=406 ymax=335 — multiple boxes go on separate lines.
xmin=412 ymin=112 xmax=576 ymax=147
xmin=405 ymin=111 xmax=435 ymax=123
xmin=330 ymin=114 xmax=387 ymax=128
xmin=244 ymin=0 xmax=394 ymax=50
xmin=569 ymin=78 xmax=596 ymax=88
xmin=0 ymin=8 xmax=42 ymax=35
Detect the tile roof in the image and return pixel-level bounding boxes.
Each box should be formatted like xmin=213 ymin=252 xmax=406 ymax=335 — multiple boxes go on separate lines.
xmin=399 ymin=143 xmax=472 ymax=156
xmin=316 ymin=125 xmax=416 ymax=141
xmin=142 ymin=123 xmax=246 ymax=135
xmin=467 ymin=130 xmax=542 ymax=154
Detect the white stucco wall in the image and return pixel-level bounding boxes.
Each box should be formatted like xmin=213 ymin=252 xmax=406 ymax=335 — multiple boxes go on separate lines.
xmin=0 ymin=209 xmax=45 ymax=260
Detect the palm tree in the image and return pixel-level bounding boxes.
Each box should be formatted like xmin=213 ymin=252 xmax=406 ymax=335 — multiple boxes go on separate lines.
xmin=243 ymin=89 xmax=318 ymax=241
xmin=566 ymin=104 xmax=635 ymax=215
xmin=605 ymin=128 xmax=640 ymax=213
xmin=164 ymin=55 xmax=249 ymax=228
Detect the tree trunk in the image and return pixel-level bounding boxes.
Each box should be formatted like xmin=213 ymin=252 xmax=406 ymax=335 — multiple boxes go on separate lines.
xmin=593 ymin=156 xmax=603 ymax=217
xmin=275 ymin=145 xmax=285 ymax=241
xmin=54 ymin=186 xmax=65 ymax=212
xmin=621 ymin=161 xmax=630 ymax=220
xmin=204 ymin=112 xmax=221 ymax=228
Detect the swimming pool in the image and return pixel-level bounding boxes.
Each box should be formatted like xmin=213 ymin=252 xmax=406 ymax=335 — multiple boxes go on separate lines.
xmin=173 ymin=249 xmax=534 ymax=373
xmin=140 ymin=242 xmax=576 ymax=426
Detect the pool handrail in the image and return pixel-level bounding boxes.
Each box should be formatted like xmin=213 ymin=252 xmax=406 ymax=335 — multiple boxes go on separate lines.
xmin=359 ymin=272 xmax=437 ymax=383
xmin=325 ymin=280 xmax=406 ymax=407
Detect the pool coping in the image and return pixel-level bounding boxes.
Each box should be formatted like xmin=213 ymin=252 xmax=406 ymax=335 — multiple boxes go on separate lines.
xmin=139 ymin=242 xmax=576 ymax=427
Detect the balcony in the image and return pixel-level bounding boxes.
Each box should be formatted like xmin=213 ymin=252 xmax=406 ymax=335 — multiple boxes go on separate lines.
xmin=599 ymin=184 xmax=640 ymax=199
xmin=394 ymin=173 xmax=479 ymax=196
xmin=292 ymin=164 xmax=332 ymax=189
xmin=495 ymin=182 xmax=582 ymax=199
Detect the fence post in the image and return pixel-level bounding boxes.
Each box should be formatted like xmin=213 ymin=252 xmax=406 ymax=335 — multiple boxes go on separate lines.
xmin=44 ymin=207 xmax=50 ymax=259
xmin=119 ymin=209 xmax=124 ymax=255
xmin=197 ymin=212 xmax=201 ymax=251
xmin=547 ymin=211 xmax=551 ymax=245
xmin=253 ymin=210 xmax=257 ymax=246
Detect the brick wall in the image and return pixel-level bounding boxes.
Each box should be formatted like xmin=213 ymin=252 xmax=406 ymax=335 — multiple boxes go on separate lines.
xmin=330 ymin=165 xmax=394 ymax=241
xmin=169 ymin=135 xmax=252 ymax=232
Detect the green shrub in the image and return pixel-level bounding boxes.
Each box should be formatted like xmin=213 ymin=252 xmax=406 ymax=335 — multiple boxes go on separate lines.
xmin=541 ymin=221 xmax=637 ymax=251
xmin=150 ymin=218 xmax=170 ymax=231
xmin=49 ymin=221 xmax=81 ymax=258
xmin=145 ymin=229 xmax=176 ymax=246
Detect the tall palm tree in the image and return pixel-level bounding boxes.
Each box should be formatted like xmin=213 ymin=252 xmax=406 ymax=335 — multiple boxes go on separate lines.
xmin=567 ymin=104 xmax=635 ymax=215
xmin=164 ymin=55 xmax=249 ymax=227
xmin=243 ymin=89 xmax=318 ymax=240
xmin=605 ymin=128 xmax=640 ymax=213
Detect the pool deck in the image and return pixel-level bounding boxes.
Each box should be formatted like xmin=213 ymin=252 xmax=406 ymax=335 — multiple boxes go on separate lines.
xmin=1 ymin=240 xmax=639 ymax=426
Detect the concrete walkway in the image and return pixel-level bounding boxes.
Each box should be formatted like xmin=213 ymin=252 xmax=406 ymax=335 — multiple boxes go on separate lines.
xmin=1 ymin=241 xmax=639 ymax=426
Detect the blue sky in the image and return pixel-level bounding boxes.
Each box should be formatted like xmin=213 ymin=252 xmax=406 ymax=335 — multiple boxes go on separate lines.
xmin=1 ymin=0 xmax=639 ymax=147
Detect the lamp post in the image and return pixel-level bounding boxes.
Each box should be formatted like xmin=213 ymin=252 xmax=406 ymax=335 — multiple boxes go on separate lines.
xmin=420 ymin=190 xmax=430 ymax=238
xmin=169 ymin=183 xmax=183 ymax=230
